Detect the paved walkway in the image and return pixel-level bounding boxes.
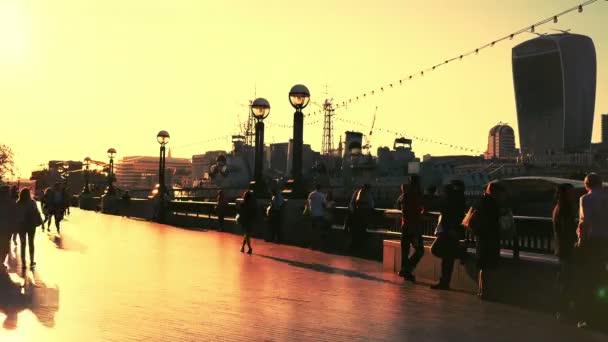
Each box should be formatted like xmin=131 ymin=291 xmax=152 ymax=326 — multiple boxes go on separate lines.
xmin=0 ymin=209 xmax=605 ymax=341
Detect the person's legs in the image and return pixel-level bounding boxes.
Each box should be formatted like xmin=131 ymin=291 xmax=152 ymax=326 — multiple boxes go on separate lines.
xmin=241 ymin=234 xmax=247 ymax=252
xmin=439 ymin=257 xmax=455 ymax=286
xmin=218 ymin=216 xmax=224 ymax=232
xmin=408 ymin=234 xmax=425 ymax=269
xmin=0 ymin=232 xmax=9 ymax=272
xmin=28 ymin=229 xmax=35 ymax=267
xmin=54 ymin=212 xmax=62 ymax=233
xmin=18 ymin=232 xmax=26 ymax=268
xmin=246 ymin=235 xmax=252 ymax=254
xmin=399 ymin=228 xmax=411 ymax=274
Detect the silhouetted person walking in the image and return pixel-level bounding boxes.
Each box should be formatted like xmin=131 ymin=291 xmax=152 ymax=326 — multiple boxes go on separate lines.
xmin=574 ymin=173 xmax=608 ymax=329
xmin=473 ymin=182 xmax=506 ymax=300
xmin=15 ymin=188 xmax=42 ymax=271
xmin=122 ymin=190 xmax=132 ymax=218
xmin=398 ymin=176 xmax=424 ymax=282
xmin=9 ymin=186 xmax=18 ymax=244
xmin=552 ymin=183 xmax=578 ymax=321
xmin=41 ymin=188 xmax=52 ymax=232
xmin=0 ymin=186 xmax=16 ymax=273
xmin=430 ymin=182 xmax=466 ymax=290
xmin=48 ymin=183 xmax=66 ymax=235
xmin=267 ymin=188 xmax=284 ymax=243
xmin=307 ymin=184 xmax=327 ymax=249
xmin=215 ymin=190 xmax=228 ymax=232
xmin=238 ymin=191 xmax=257 ymax=254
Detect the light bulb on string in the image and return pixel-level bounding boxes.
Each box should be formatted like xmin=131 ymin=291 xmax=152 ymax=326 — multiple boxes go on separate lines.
xmin=578 ymin=5 xmax=583 ymax=13
xmin=553 ymin=16 xmax=558 ymax=23
xmin=531 ymin=25 xmax=535 ymax=33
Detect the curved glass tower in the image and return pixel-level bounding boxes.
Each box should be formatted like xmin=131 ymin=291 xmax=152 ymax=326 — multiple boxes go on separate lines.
xmin=512 ymin=33 xmax=596 ymax=156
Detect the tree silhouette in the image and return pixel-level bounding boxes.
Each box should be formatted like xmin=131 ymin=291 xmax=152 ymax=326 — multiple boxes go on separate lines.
xmin=0 ymin=145 xmax=15 ymax=182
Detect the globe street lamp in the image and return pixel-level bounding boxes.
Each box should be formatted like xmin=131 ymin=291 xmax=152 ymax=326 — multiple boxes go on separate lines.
xmin=156 ymin=130 xmax=170 ymax=223
xmin=250 ymin=98 xmax=270 ymax=196
xmin=83 ymin=157 xmax=91 ymax=193
xmin=157 ymin=130 xmax=170 ymax=194
xmin=285 ymin=84 xmax=310 ymax=198
xmin=107 ymin=148 xmax=117 ymax=194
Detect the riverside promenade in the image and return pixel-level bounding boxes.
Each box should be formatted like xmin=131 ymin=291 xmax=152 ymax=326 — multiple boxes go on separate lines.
xmin=0 ymin=209 xmax=605 ymax=342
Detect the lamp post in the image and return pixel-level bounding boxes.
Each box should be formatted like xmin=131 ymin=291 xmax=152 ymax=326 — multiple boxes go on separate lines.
xmin=83 ymin=157 xmax=91 ymax=193
xmin=285 ymin=84 xmax=310 ymax=198
xmin=157 ymin=130 xmax=170 ymax=195
xmin=107 ymin=148 xmax=116 ymax=194
xmin=156 ymin=130 xmax=170 ymax=223
xmin=250 ymin=98 xmax=270 ymax=196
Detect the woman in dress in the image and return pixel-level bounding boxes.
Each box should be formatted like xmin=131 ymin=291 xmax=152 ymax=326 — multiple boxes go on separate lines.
xmin=15 ymin=188 xmax=43 ymax=271
xmin=238 ymin=191 xmax=257 ymax=254
xmin=474 ymin=182 xmax=506 ymax=300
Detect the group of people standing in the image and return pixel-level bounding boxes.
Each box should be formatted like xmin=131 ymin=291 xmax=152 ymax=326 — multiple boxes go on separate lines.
xmin=552 ymin=173 xmax=608 ymax=328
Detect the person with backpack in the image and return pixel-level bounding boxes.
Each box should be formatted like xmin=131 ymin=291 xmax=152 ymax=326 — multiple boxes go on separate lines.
xmin=398 ymin=176 xmax=425 ymax=282
xmin=15 ymin=188 xmax=43 ymax=271
xmin=238 ymin=191 xmax=257 ymax=254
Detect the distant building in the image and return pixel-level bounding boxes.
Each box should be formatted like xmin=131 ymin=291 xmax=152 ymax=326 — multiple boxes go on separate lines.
xmin=115 ymin=156 xmax=192 ymax=189
xmin=376 ymin=138 xmax=419 ymax=177
xmin=269 ymin=143 xmax=289 ymax=175
xmin=512 ymin=33 xmax=596 ymax=156
xmin=485 ymin=123 xmax=516 ymax=160
xmin=602 ymin=114 xmax=608 ymax=144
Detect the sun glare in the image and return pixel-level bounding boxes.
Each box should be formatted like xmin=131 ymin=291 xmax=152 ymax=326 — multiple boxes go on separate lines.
xmin=0 ymin=2 xmax=31 ymax=64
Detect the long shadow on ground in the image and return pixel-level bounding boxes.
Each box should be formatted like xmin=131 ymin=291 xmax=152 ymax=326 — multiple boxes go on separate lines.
xmin=257 ymin=254 xmax=401 ymax=285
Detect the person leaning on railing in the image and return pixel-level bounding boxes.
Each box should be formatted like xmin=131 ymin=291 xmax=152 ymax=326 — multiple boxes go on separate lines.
xmin=551 ymin=183 xmax=578 ymax=321
xmin=430 ymin=182 xmax=467 ymax=291
xmin=573 ymin=173 xmax=608 ymax=329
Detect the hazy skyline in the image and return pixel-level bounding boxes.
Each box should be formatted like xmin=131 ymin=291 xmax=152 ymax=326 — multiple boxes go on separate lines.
xmin=1 ymin=0 xmax=607 ymax=177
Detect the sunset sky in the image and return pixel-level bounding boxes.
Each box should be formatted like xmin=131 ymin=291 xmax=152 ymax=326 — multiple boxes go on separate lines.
xmin=1 ymin=0 xmax=607 ymax=177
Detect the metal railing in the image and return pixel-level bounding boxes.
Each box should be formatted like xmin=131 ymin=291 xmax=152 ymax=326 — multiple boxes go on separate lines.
xmin=164 ymin=200 xmax=555 ymax=258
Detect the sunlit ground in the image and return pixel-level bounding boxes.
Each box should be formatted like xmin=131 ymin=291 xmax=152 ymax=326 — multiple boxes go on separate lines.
xmin=0 ymin=209 xmax=605 ymax=341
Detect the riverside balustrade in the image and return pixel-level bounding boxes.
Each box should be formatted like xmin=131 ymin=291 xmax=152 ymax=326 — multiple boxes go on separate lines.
xmin=81 ymin=196 xmax=556 ymax=258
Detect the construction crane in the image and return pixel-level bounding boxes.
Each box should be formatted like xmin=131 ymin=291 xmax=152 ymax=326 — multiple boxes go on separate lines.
xmin=321 ymin=98 xmax=335 ymax=156
xmin=235 ymin=100 xmax=254 ymax=145
xmin=362 ymin=106 xmax=378 ymax=154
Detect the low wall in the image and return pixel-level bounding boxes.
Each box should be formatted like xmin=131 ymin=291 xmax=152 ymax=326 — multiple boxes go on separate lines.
xmin=383 ymin=239 xmax=560 ymax=311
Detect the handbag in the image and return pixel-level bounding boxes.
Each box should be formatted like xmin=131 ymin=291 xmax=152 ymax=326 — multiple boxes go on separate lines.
xmin=28 ymin=202 xmax=43 ymax=227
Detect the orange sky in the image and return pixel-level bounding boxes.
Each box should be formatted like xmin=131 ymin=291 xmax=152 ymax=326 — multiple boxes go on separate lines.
xmin=1 ymin=0 xmax=607 ymax=178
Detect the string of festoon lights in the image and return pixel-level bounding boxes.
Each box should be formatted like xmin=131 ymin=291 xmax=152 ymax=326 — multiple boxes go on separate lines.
xmin=294 ymin=0 xmax=603 ymax=118
xmin=335 ymin=117 xmax=486 ymax=154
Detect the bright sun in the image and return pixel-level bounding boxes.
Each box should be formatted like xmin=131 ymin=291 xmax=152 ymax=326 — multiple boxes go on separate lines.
xmin=0 ymin=2 xmax=31 ymax=64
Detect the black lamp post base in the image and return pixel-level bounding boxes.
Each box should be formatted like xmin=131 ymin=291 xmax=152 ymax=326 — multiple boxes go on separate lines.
xmin=249 ymin=180 xmax=269 ymax=198
xmin=281 ymin=179 xmax=306 ymax=199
